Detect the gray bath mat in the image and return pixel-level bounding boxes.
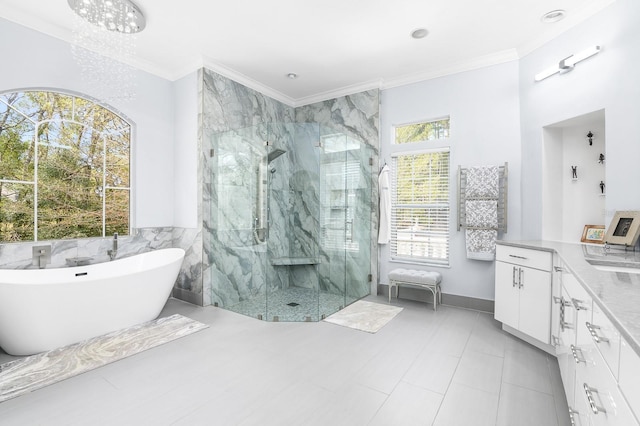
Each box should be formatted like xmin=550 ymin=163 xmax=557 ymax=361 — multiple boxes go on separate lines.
xmin=0 ymin=314 xmax=208 ymax=403
xmin=323 ymin=300 xmax=403 ymax=333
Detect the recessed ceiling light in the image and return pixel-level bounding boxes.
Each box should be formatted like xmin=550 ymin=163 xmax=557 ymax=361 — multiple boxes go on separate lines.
xmin=410 ymin=28 xmax=429 ymax=39
xmin=287 ymin=73 xmax=298 ymax=79
xmin=541 ymin=9 xmax=566 ymax=23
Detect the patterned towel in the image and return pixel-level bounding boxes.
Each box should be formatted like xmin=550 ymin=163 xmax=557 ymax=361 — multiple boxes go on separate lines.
xmin=466 ymin=166 xmax=499 ymax=198
xmin=466 ymin=229 xmax=498 ymax=261
xmin=465 ymin=200 xmax=498 ymax=228
xmin=464 ymin=165 xmax=500 ymax=261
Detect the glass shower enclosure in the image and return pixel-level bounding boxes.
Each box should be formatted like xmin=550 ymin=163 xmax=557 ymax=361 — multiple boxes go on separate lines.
xmin=209 ymin=122 xmax=372 ymax=321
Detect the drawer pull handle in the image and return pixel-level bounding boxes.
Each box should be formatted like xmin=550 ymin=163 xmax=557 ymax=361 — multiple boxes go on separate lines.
xmin=585 ymin=322 xmax=610 ymax=343
xmin=509 ymin=254 xmax=528 ymax=259
xmin=583 ymin=383 xmax=606 ymax=415
xmin=553 ymin=296 xmax=572 ymax=306
xmin=568 ymin=407 xmax=577 ymax=426
xmin=518 ymin=268 xmax=524 ymax=288
xmin=570 ymin=345 xmax=585 ymax=363
xmin=572 ymin=298 xmax=587 ymax=311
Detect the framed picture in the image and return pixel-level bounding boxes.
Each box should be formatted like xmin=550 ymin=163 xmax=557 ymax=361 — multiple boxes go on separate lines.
xmin=581 ymin=225 xmax=605 ymax=244
xmin=603 ymin=211 xmax=640 ymax=246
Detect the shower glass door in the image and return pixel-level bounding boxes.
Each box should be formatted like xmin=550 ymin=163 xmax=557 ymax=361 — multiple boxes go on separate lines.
xmin=210 ymin=125 xmax=269 ymax=320
xmin=344 ymin=139 xmax=373 ymax=306
xmin=318 ymin=127 xmax=372 ymax=314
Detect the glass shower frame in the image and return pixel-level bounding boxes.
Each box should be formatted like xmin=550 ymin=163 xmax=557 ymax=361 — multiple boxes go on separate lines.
xmin=210 ymin=122 xmax=372 ymax=321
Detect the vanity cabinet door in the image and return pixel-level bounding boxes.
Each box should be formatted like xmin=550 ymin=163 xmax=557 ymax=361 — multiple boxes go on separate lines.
xmin=518 ymin=265 xmax=552 ymax=343
xmin=557 ymin=286 xmax=578 ymax=407
xmin=495 ymin=260 xmax=520 ymax=331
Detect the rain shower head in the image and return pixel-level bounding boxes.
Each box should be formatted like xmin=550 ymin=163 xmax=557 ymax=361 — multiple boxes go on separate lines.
xmin=267 ymin=149 xmax=287 ymax=163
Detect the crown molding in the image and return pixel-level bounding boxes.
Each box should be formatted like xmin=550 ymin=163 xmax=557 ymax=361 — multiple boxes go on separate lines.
xmin=381 ymin=49 xmax=520 ymax=91
xmin=201 ymin=56 xmax=297 ymax=107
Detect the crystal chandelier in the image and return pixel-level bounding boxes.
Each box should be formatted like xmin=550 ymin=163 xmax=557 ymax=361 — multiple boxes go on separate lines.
xmin=67 ymin=0 xmax=146 ymax=102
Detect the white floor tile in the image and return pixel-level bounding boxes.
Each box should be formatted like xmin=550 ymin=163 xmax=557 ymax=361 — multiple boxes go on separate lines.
xmin=497 ymin=382 xmax=559 ymax=426
xmin=0 ymin=296 xmax=570 ymax=426
xmin=433 ymin=382 xmax=499 ymax=426
xmin=369 ymin=381 xmax=443 ymax=426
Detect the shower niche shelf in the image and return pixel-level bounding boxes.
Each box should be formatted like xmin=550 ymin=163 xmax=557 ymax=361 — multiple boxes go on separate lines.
xmin=270 ymin=257 xmax=320 ymax=266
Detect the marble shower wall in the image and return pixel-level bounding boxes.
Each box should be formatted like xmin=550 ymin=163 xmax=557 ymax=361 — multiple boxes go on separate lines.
xmin=202 ymin=68 xmax=380 ymax=309
xmin=201 ymin=69 xmax=296 ymax=307
xmin=295 ymin=90 xmax=380 ymax=299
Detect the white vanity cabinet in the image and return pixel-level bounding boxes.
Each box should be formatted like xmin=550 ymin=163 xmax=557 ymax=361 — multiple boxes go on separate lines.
xmin=496 ymin=242 xmax=640 ymax=426
xmin=495 ymin=245 xmax=552 ymax=345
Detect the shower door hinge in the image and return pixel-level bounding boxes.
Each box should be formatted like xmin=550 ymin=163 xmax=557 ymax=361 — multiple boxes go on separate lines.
xmin=209 ymin=148 xmax=215 ymax=157
xmin=264 ymin=141 xmax=271 ymax=146
xmin=367 ymin=273 xmax=372 ymax=282
xmin=315 ymin=141 xmax=323 ymax=148
xmin=369 ymin=157 xmax=373 ymax=166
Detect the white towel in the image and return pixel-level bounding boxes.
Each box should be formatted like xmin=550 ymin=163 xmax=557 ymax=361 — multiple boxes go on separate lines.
xmin=378 ymin=164 xmax=391 ymax=244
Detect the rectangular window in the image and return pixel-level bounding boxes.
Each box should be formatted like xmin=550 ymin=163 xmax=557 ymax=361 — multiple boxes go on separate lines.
xmin=394 ymin=118 xmax=450 ymax=144
xmin=390 ymin=149 xmax=450 ymax=265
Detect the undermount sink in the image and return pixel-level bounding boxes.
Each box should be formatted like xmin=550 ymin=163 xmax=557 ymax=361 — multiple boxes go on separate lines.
xmin=590 ymin=263 xmax=640 ymax=274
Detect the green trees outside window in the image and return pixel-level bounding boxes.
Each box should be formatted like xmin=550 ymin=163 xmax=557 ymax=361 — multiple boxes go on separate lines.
xmin=0 ymin=90 xmax=130 ymax=242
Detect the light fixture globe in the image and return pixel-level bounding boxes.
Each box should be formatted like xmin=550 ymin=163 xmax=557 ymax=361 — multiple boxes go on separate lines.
xmin=68 ymin=0 xmax=146 ymax=33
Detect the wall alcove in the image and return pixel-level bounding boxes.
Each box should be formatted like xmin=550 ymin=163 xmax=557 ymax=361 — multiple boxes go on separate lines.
xmin=542 ymin=109 xmax=606 ymax=242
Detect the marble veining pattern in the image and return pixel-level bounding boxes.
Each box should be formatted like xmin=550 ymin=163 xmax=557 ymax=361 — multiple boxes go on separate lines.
xmin=203 ymin=77 xmax=380 ymax=317
xmin=323 ymin=300 xmax=403 ymax=333
xmin=0 ymin=314 xmax=208 ymax=403
xmin=0 ymin=227 xmax=174 ymax=270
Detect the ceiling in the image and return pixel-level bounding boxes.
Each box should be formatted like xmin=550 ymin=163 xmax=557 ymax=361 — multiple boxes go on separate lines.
xmin=0 ymin=0 xmax=615 ymax=106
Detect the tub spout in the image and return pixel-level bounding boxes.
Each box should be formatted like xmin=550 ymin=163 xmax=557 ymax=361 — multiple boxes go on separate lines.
xmin=107 ymin=233 xmax=118 ymax=261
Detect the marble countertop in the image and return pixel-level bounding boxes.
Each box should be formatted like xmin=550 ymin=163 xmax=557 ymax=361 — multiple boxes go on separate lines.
xmin=497 ymin=240 xmax=640 ymax=356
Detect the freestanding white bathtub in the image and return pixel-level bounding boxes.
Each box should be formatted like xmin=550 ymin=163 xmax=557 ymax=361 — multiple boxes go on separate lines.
xmin=0 ymin=248 xmax=185 ymax=356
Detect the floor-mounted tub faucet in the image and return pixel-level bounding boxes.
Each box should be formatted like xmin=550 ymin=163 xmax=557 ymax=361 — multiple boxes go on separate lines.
xmin=107 ymin=233 xmax=118 ymax=261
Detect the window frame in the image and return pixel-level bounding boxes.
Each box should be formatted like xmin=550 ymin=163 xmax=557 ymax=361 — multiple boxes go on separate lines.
xmin=0 ymin=89 xmax=133 ymax=242
xmin=389 ymin=118 xmax=451 ymax=267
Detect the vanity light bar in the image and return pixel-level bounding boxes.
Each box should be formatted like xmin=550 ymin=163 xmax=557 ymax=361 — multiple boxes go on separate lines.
xmin=534 ymin=45 xmax=601 ymax=82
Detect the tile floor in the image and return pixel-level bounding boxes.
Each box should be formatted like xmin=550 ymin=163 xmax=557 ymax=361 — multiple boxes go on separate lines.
xmin=0 ymin=294 xmax=570 ymax=426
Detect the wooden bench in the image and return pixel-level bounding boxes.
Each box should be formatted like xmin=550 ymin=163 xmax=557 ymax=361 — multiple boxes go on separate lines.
xmin=388 ymin=268 xmax=442 ymax=311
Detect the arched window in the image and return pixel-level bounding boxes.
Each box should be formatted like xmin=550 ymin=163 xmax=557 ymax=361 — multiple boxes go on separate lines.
xmin=0 ymin=90 xmax=131 ymax=242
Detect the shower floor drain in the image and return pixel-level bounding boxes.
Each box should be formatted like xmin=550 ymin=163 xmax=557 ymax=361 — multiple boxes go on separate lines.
xmin=286 ymin=302 xmax=300 ymax=307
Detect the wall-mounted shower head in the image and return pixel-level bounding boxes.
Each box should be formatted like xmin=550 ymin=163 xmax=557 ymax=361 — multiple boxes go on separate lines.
xmin=267 ymin=149 xmax=286 ymax=163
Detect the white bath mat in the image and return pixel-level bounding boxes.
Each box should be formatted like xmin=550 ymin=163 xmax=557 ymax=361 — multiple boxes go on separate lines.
xmin=323 ymin=300 xmax=403 ymax=333
xmin=0 ymin=314 xmax=208 ymax=403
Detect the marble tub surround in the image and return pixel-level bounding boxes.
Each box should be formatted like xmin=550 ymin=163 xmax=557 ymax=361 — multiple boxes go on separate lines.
xmin=0 ymin=227 xmax=174 ymax=270
xmin=497 ymin=240 xmax=640 ymax=356
xmin=323 ymin=300 xmax=403 ymax=333
xmin=0 ymin=314 xmax=208 ymax=403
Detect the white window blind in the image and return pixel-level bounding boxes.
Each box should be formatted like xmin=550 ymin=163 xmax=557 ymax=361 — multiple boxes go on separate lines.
xmin=390 ymin=149 xmax=450 ymax=265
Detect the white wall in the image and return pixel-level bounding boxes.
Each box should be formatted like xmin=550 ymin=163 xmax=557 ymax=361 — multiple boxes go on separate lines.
xmin=0 ymin=17 xmax=175 ymax=227
xmin=172 ymin=72 xmax=199 ymax=228
xmin=380 ymin=61 xmax=522 ymax=301
xmin=520 ymin=0 xmax=640 ymax=238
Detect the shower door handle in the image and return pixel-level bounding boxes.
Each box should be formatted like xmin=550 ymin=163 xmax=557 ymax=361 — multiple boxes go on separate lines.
xmin=346 ymin=220 xmax=353 ymax=243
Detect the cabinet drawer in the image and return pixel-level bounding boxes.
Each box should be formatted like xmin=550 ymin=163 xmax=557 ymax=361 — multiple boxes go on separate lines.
xmin=620 ymin=339 xmax=640 ymax=421
xmin=576 ymin=342 xmax=638 ymax=426
xmin=591 ymin=303 xmax=621 ymax=380
xmin=496 ymin=245 xmax=552 ymax=271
